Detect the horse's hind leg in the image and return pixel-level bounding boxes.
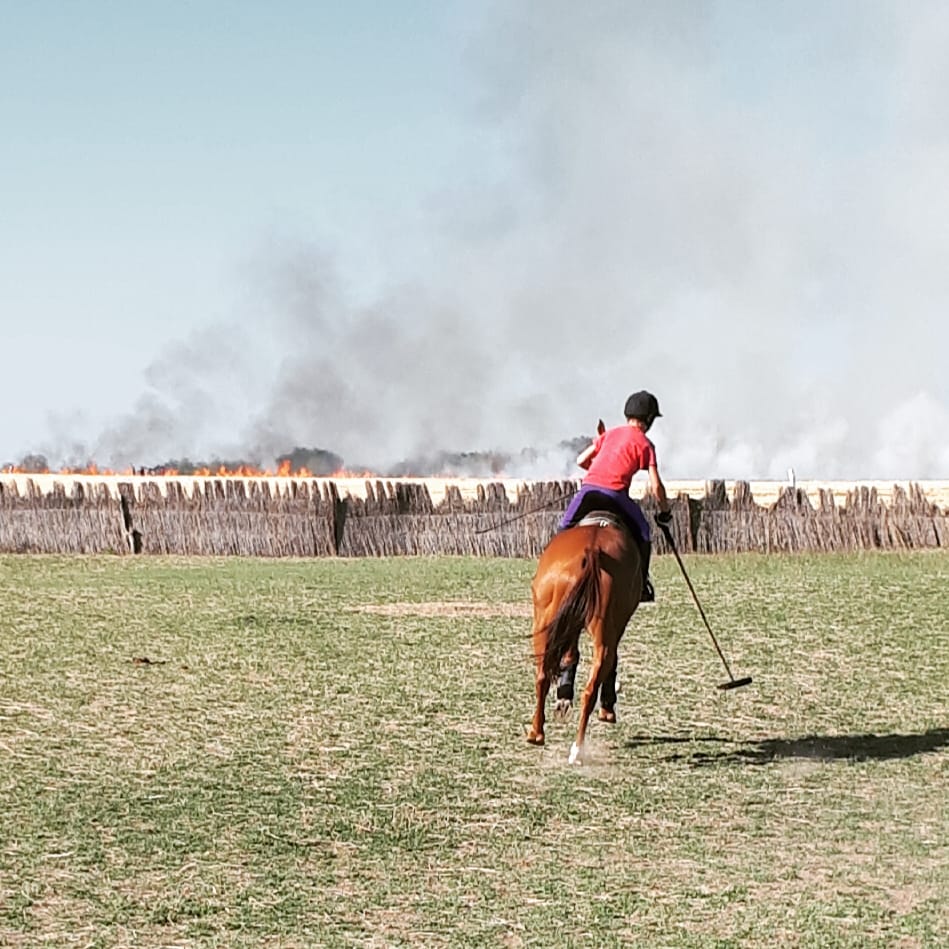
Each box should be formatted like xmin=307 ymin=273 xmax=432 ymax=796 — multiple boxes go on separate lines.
xmin=527 ymin=660 xmax=550 ymax=745
xmin=597 ymin=652 xmax=619 ymax=723
xmin=569 ymin=642 xmax=613 ymax=765
xmin=527 ymin=616 xmax=551 ymax=745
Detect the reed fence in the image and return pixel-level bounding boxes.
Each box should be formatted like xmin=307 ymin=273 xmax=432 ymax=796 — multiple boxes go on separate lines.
xmin=0 ymin=477 xmax=946 ymax=557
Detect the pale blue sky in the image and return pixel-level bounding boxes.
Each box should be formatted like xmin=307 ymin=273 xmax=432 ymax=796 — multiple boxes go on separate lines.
xmin=3 ymin=2 xmax=948 ymax=477
xmin=2 ymin=2 xmax=478 ymax=434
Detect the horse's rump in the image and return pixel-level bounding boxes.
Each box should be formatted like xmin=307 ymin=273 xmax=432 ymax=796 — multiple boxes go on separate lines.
xmin=533 ymin=521 xmax=639 ymax=680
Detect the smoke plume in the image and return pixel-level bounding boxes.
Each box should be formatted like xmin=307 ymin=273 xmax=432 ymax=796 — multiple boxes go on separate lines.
xmin=26 ymin=2 xmax=949 ymax=479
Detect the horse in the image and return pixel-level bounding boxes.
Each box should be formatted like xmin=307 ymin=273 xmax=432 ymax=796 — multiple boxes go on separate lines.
xmin=526 ymin=511 xmax=642 ymax=764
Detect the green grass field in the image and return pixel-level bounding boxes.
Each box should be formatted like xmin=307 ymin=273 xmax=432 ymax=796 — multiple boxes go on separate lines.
xmin=1 ymin=551 xmax=946 ymax=948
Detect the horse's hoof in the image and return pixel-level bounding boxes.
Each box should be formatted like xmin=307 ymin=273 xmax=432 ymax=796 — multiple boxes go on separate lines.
xmin=554 ymin=698 xmax=572 ymax=722
xmin=568 ymin=741 xmax=583 ymax=765
xmin=526 ymin=730 xmax=545 ymax=746
xmin=598 ymin=708 xmax=616 ymax=724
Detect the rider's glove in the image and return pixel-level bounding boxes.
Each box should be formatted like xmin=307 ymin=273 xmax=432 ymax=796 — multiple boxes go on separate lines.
xmin=655 ymin=510 xmax=673 ymax=529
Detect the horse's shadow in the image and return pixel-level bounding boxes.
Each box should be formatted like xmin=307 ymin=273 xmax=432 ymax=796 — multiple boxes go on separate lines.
xmin=625 ymin=728 xmax=949 ymax=766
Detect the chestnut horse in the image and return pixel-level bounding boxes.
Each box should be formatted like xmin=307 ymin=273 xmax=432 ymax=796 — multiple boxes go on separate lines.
xmin=527 ymin=513 xmax=641 ymax=764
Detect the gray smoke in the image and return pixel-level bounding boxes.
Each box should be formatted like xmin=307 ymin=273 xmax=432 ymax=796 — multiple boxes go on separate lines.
xmin=49 ymin=2 xmax=949 ymax=478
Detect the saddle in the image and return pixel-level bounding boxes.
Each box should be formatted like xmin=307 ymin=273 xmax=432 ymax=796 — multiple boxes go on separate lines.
xmin=569 ymin=490 xmax=643 ymax=542
xmin=577 ymin=510 xmax=627 ymax=532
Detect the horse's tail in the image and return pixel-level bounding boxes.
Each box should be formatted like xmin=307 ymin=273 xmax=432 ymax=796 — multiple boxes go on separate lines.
xmin=541 ymin=542 xmax=602 ymax=683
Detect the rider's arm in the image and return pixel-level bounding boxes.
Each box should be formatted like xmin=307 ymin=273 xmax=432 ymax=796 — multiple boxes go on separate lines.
xmin=649 ymin=464 xmax=670 ymax=512
xmin=576 ymin=443 xmax=596 ymax=470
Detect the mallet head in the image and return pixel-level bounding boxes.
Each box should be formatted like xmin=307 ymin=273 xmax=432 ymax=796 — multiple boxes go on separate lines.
xmin=718 ymin=676 xmax=753 ymax=691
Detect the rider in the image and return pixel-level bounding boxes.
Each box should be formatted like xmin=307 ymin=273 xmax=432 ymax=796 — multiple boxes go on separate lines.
xmin=558 ymin=390 xmax=672 ymax=602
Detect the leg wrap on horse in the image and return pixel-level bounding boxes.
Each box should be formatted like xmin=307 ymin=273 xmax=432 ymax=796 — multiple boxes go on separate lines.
xmin=557 ymin=659 xmax=579 ymax=700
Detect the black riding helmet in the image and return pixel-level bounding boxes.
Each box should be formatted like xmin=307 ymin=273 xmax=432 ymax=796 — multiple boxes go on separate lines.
xmin=624 ymin=391 xmax=662 ymax=426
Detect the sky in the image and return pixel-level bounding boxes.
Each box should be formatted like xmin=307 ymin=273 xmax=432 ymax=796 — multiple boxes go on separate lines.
xmin=2 ymin=0 xmax=948 ymax=479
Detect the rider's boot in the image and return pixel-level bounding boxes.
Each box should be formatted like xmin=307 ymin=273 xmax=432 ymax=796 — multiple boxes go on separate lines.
xmin=638 ymin=538 xmax=655 ymax=602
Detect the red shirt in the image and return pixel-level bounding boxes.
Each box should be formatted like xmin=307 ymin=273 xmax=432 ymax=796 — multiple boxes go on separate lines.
xmin=583 ymin=425 xmax=657 ymax=492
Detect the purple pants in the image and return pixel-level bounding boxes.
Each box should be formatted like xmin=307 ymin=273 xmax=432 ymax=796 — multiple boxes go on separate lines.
xmin=558 ymin=484 xmax=651 ymax=541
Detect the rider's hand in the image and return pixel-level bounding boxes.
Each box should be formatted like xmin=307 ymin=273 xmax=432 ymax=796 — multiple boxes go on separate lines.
xmin=655 ymin=510 xmax=673 ymax=528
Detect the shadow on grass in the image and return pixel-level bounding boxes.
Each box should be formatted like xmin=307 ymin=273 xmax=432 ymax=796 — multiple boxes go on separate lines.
xmin=625 ymin=728 xmax=949 ymax=766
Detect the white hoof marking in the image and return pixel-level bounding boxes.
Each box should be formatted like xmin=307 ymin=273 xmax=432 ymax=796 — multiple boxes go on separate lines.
xmin=568 ymin=742 xmax=583 ymax=765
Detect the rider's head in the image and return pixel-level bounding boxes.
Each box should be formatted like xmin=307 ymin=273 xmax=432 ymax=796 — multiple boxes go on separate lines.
xmin=624 ymin=391 xmax=662 ymax=431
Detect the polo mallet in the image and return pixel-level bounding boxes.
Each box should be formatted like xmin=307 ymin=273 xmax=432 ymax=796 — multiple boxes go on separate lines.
xmin=659 ymin=522 xmax=752 ymax=691
xmin=473 ymin=490 xmax=575 ymax=534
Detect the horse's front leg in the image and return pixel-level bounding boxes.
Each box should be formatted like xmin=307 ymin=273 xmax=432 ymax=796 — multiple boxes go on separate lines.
xmin=597 ymin=651 xmax=619 ymax=723
xmin=555 ymin=658 xmax=579 ymax=721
